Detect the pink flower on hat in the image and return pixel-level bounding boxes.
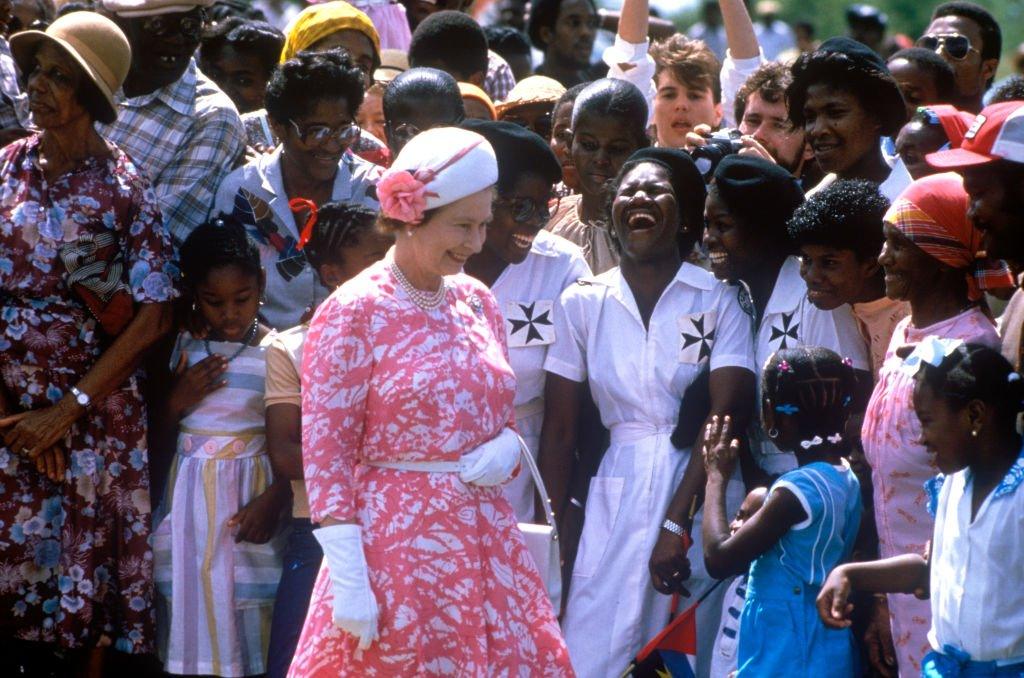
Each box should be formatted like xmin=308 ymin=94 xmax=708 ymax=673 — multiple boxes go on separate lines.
xmin=378 ymin=169 xmax=430 ymax=223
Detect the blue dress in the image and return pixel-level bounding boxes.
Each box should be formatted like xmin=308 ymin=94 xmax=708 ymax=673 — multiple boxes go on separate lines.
xmin=738 ymin=461 xmax=863 ymax=677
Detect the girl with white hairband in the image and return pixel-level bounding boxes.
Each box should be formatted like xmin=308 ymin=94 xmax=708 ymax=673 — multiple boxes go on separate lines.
xmin=288 ymin=126 xmax=572 ymax=676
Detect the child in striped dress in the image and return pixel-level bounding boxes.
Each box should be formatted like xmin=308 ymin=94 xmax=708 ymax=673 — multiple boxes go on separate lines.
xmin=701 ymin=347 xmax=863 ymax=677
xmin=153 ymin=218 xmax=288 ymax=676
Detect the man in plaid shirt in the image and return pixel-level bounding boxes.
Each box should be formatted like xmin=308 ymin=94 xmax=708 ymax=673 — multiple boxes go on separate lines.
xmin=100 ymin=0 xmax=245 ymax=249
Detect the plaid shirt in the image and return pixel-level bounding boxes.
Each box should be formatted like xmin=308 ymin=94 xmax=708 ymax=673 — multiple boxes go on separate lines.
xmin=485 ymin=50 xmax=516 ymax=103
xmin=98 ymin=60 xmax=245 ymax=249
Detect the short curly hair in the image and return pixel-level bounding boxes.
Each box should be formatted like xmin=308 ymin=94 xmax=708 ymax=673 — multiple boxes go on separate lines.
xmin=787 ymin=179 xmax=890 ymax=261
xmin=734 ymin=61 xmax=792 ymax=124
xmin=787 ymin=49 xmax=907 ymax=138
xmin=650 ymin=34 xmax=721 ymax=103
xmin=265 ymin=49 xmax=366 ymax=125
xmin=887 ymin=47 xmax=957 ymax=104
xmin=990 ymin=76 xmax=1024 ymax=105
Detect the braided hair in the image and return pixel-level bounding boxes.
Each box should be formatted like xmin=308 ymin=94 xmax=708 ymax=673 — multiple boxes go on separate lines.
xmin=302 ymin=201 xmax=382 ymax=269
xmin=762 ymin=347 xmax=857 ymax=450
xmin=916 ymin=343 xmax=1024 ymax=437
xmin=179 ymin=215 xmax=261 ymax=292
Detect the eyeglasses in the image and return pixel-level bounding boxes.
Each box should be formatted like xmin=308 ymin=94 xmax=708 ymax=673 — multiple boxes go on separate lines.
xmin=504 ymin=112 xmax=554 ymax=141
xmin=389 ymin=117 xmax=465 ymax=147
xmin=141 ymin=10 xmax=208 ymax=41
xmin=916 ymin=33 xmax=979 ymax=60
xmin=289 ymin=119 xmax=361 ymax=146
xmin=494 ymin=196 xmax=551 ymax=224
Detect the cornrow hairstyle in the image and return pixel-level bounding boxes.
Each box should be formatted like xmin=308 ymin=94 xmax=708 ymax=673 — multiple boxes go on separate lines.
xmin=200 ymin=16 xmax=285 ymax=79
xmin=265 ymin=49 xmax=366 ymax=126
xmin=302 ymin=202 xmax=381 ymax=269
xmin=916 ymin=343 xmax=1024 ymax=435
xmin=734 ymin=61 xmax=793 ymax=126
xmin=649 ymin=34 xmax=722 ymax=104
xmin=571 ymin=78 xmax=650 ymax=148
xmin=762 ymin=346 xmax=857 ymax=449
xmin=887 ymin=48 xmax=958 ymax=105
xmin=179 ymin=215 xmax=261 ymax=291
xmin=787 ymin=179 xmax=890 ymax=261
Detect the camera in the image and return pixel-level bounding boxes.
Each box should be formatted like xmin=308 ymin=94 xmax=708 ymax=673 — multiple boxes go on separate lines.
xmin=688 ymin=128 xmax=743 ymax=181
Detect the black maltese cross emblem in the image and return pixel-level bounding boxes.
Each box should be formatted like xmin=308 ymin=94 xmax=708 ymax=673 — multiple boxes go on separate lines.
xmin=769 ymin=311 xmax=800 ymax=350
xmin=507 ymin=301 xmax=554 ymax=347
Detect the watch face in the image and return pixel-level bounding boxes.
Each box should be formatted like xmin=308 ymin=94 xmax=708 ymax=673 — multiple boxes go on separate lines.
xmin=77 ymin=394 xmax=88 ymax=405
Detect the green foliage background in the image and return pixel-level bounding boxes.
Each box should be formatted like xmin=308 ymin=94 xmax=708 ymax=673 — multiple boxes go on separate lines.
xmin=668 ymin=0 xmax=1024 ymax=74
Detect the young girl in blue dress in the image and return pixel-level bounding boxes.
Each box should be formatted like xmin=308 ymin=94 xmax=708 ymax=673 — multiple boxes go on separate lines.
xmin=701 ymin=346 xmax=863 ymax=677
xmin=818 ymin=341 xmax=1024 ymax=677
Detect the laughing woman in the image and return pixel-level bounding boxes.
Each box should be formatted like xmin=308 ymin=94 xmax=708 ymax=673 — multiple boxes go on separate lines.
xmin=540 ymin=148 xmax=756 ymax=676
xmin=214 ymin=49 xmax=379 ymax=330
xmin=461 ymin=119 xmax=590 ymax=520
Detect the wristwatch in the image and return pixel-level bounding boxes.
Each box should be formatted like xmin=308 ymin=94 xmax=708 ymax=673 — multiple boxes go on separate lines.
xmin=70 ymin=385 xmax=91 ymax=409
xmin=661 ymin=518 xmax=687 ymax=538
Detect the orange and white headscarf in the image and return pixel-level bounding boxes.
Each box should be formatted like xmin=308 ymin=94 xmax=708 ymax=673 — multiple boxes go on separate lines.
xmin=885 ymin=172 xmax=1014 ymax=301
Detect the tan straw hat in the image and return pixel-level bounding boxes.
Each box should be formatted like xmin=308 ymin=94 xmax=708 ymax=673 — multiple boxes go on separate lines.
xmin=11 ymin=12 xmax=132 ymax=123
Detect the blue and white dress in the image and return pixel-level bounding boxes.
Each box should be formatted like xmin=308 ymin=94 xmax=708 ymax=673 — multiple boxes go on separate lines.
xmin=738 ymin=460 xmax=862 ymax=677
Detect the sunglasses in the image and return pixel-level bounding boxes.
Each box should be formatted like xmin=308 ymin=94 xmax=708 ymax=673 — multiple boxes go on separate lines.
xmin=494 ymin=196 xmax=551 ymax=224
xmin=142 ymin=10 xmax=208 ymax=41
xmin=916 ymin=33 xmax=979 ymax=60
xmin=505 ymin=112 xmax=554 ymax=141
xmin=289 ymin=119 xmax=361 ymax=146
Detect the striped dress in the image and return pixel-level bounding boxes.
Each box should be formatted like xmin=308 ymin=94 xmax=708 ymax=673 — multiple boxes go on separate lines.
xmin=154 ymin=332 xmax=284 ymax=677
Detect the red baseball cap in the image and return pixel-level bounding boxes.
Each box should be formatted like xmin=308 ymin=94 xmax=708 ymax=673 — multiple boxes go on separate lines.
xmin=926 ymin=101 xmax=1024 ymax=169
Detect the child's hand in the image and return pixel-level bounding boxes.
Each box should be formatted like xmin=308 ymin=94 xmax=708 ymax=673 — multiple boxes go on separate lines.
xmin=168 ymin=351 xmax=227 ymax=417
xmin=702 ymin=415 xmax=739 ymax=479
xmin=816 ymin=566 xmax=855 ymax=628
xmin=227 ymin=483 xmax=289 ymax=544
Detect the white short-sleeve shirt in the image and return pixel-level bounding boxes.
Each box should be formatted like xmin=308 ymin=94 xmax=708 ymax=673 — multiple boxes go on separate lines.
xmin=544 ymin=262 xmax=755 ymax=430
xmin=751 ymin=257 xmax=870 ymax=474
xmin=491 ymin=231 xmax=591 ymax=408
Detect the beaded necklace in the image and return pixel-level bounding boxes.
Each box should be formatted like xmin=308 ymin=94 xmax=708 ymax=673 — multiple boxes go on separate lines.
xmin=204 ymin=318 xmax=259 ymax=363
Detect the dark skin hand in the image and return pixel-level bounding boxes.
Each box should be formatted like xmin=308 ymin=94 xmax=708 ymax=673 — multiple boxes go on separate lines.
xmin=816 ymin=553 xmax=930 ymax=629
xmin=266 ymin=402 xmax=303 ymax=480
xmin=226 ymin=478 xmax=290 ymax=544
xmin=536 ymin=373 xmax=585 ymax=525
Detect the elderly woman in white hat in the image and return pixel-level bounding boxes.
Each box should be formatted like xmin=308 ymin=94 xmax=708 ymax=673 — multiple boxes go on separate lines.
xmin=0 ymin=11 xmax=175 ymax=677
xmin=290 ymin=126 xmax=572 ymax=676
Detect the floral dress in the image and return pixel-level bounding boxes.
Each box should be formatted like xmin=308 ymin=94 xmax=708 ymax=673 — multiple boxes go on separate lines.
xmin=288 ymin=259 xmax=572 ymax=677
xmin=0 ymin=135 xmax=176 ymax=652
xmin=861 ymin=307 xmax=999 ymax=675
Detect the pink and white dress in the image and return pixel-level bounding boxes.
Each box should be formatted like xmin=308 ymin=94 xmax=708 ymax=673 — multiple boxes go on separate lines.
xmin=288 ymin=259 xmax=573 ymax=677
xmin=861 ymin=307 xmax=998 ymax=676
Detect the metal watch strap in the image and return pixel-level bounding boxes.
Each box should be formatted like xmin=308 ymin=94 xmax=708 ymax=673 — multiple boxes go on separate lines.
xmin=661 ymin=518 xmax=686 ymax=537
xmin=70 ymin=385 xmax=91 ymax=408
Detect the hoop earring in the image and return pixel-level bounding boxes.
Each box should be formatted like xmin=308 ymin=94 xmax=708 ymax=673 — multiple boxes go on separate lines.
xmin=768 ymin=428 xmax=779 ymax=439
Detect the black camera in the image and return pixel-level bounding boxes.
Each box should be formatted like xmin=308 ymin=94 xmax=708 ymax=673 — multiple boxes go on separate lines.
xmin=688 ymin=128 xmax=743 ymax=181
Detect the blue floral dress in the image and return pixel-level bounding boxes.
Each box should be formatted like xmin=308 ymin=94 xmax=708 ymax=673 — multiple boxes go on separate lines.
xmin=0 ymin=134 xmax=177 ymax=652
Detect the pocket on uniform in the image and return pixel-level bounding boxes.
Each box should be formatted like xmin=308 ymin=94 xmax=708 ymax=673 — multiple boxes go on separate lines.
xmin=571 ymin=476 xmax=625 ymax=579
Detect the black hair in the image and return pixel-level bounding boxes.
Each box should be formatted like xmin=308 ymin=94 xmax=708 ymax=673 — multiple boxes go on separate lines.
xmin=208 ymin=0 xmax=268 ymax=23
xmin=787 ymin=48 xmax=907 ymax=138
xmin=179 ymin=215 xmax=261 ymax=290
xmin=763 ymin=346 xmax=857 ymax=448
xmin=200 ymin=16 xmax=284 ymax=78
xmin=77 ymin=79 xmax=115 ymax=125
xmin=990 ymin=75 xmax=1024 ymax=105
xmin=382 ymin=67 xmax=464 ymax=127
xmin=56 ymin=2 xmax=90 ymax=17
xmin=787 ymin=179 xmax=890 ymax=261
xmin=571 ymin=78 xmax=650 ymax=148
xmin=528 ymin=0 xmax=597 ymax=50
xmin=484 ymin=25 xmax=531 ymax=57
xmin=265 ymin=49 xmax=365 ymax=125
xmin=408 ymin=10 xmax=489 ymax=80
xmin=302 ymin=202 xmax=383 ymax=269
xmin=916 ymin=343 xmax=1024 ymax=434
xmin=555 ymin=81 xmax=588 ymax=113
xmin=888 ymin=47 xmax=958 ymax=104
xmin=932 ymin=2 xmax=1001 ymax=63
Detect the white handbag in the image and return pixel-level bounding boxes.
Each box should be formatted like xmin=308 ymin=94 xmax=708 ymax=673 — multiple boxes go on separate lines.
xmin=515 ymin=435 xmax=563 ymax=616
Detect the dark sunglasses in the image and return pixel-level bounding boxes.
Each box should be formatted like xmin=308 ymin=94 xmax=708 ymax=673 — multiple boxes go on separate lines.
xmin=916 ymin=33 xmax=979 ymax=61
xmin=505 ymin=112 xmax=554 ymax=140
xmin=142 ymin=10 xmax=208 ymax=41
xmin=494 ymin=196 xmax=551 ymax=224
xmin=289 ymin=120 xmax=361 ymax=146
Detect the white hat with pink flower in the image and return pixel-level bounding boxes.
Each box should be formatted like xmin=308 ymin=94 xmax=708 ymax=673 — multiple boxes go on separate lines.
xmin=377 ymin=127 xmax=498 ymax=225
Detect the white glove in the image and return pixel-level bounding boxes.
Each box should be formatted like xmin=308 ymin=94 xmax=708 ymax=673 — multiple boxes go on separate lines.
xmin=313 ymin=524 xmax=379 ymax=649
xmin=459 ymin=427 xmax=522 ymax=487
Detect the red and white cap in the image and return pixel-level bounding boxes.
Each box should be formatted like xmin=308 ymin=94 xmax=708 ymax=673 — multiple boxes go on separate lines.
xmin=926 ymin=101 xmax=1024 ymax=169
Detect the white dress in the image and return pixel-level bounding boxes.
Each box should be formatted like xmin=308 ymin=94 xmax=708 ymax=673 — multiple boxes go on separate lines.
xmin=750 ymin=256 xmax=870 ymax=475
xmin=546 ymin=263 xmax=755 ymax=678
xmin=492 ymin=230 xmax=591 ymax=520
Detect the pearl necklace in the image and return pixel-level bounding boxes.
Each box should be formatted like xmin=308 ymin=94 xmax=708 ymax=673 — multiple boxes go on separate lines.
xmin=391 ymin=262 xmax=447 ymax=310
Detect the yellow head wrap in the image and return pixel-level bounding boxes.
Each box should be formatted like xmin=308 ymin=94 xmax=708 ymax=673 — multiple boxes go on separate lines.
xmin=280 ymin=1 xmax=381 ymax=64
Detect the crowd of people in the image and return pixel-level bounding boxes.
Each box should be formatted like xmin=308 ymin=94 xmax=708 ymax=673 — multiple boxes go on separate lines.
xmin=0 ymin=0 xmax=1023 ymax=676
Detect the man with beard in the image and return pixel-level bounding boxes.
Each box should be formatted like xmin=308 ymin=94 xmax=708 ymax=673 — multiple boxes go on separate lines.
xmin=918 ymin=2 xmax=1000 ymax=114
xmin=926 ymin=101 xmax=1024 ymax=367
xmin=528 ymin=0 xmax=602 ymax=88
xmin=100 ymin=0 xmax=245 ymax=249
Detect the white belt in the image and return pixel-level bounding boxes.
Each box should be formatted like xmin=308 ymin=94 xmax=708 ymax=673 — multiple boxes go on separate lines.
xmin=609 ymin=422 xmax=675 ymax=445
xmin=363 ymin=459 xmax=462 ymax=473
xmin=514 ymin=398 xmax=544 ymax=420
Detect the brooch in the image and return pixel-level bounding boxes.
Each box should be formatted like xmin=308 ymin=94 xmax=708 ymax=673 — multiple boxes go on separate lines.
xmin=468 ymin=294 xmax=483 ymax=315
